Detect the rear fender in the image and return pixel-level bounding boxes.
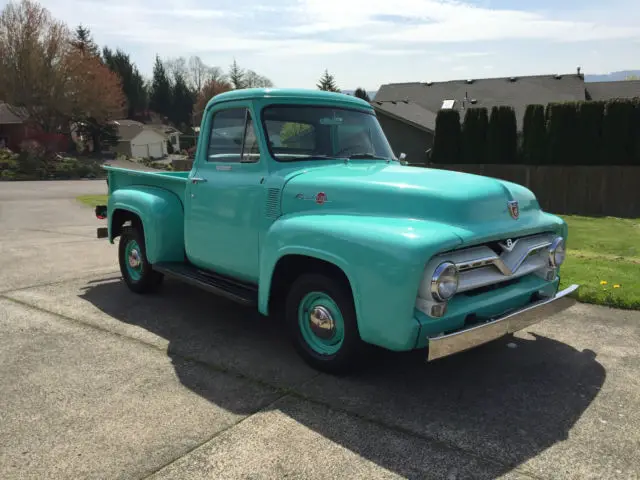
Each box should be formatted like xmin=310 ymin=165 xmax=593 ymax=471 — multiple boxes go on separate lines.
xmin=259 ymin=214 xmax=463 ymax=351
xmin=108 ymin=186 xmax=185 ymax=264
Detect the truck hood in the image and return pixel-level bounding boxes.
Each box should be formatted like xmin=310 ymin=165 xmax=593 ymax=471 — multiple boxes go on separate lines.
xmin=281 ymin=162 xmax=560 ymax=244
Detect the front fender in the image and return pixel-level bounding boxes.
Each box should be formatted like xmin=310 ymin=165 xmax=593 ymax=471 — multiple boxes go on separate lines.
xmin=259 ymin=214 xmax=463 ymax=351
xmin=108 ymin=186 xmax=185 ymax=264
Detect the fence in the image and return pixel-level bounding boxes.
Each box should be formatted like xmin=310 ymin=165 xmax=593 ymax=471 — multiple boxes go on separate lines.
xmin=428 ymin=163 xmax=640 ymax=218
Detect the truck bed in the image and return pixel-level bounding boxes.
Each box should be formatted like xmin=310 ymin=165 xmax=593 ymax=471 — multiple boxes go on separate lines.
xmin=104 ymin=165 xmax=189 ymax=201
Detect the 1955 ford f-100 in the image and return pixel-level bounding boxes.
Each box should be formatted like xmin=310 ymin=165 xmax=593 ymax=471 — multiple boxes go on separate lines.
xmin=96 ymin=87 xmax=579 ymax=373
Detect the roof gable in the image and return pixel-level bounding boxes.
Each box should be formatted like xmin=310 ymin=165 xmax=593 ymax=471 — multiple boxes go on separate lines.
xmin=112 ymin=120 xmax=169 ymax=142
xmin=372 ymin=100 xmax=437 ymax=132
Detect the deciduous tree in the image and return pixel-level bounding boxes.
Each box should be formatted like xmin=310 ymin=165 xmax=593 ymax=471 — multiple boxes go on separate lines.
xmin=0 ymin=0 xmax=125 ymax=148
xmin=192 ymin=79 xmax=233 ymax=125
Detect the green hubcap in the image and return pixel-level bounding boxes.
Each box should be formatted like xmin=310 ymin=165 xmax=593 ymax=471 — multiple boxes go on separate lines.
xmin=125 ymin=239 xmax=143 ymax=281
xmin=298 ymin=292 xmax=345 ymax=355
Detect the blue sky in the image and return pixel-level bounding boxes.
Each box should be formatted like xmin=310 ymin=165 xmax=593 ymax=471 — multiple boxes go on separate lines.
xmin=10 ymin=0 xmax=640 ymax=89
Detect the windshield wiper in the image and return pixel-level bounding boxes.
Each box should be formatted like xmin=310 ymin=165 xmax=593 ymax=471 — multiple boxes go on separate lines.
xmin=345 ymin=153 xmax=389 ymax=160
xmin=279 ymin=155 xmax=333 ymax=162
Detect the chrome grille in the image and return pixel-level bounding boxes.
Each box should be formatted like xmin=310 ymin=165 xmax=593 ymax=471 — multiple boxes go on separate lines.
xmin=432 ymin=233 xmax=556 ymax=294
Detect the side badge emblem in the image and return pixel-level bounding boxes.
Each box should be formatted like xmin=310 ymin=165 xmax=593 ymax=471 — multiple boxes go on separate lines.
xmin=315 ymin=192 xmax=327 ymax=205
xmin=507 ymin=200 xmax=519 ymax=220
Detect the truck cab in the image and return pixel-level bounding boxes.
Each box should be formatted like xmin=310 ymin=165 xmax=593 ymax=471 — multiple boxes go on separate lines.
xmin=98 ymin=88 xmax=578 ymax=373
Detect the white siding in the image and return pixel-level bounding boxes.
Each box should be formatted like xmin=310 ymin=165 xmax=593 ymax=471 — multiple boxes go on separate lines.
xmin=130 ymin=129 xmax=167 ymax=159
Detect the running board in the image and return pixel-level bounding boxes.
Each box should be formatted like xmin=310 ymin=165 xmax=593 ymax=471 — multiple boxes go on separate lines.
xmin=153 ymin=262 xmax=258 ymax=306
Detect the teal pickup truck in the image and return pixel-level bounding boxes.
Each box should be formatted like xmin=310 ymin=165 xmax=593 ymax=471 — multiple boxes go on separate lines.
xmin=96 ymin=88 xmax=579 ymax=373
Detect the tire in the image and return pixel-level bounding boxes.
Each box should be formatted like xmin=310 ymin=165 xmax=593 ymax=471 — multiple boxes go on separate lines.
xmin=118 ymin=225 xmax=163 ymax=294
xmin=285 ymin=273 xmax=367 ymax=374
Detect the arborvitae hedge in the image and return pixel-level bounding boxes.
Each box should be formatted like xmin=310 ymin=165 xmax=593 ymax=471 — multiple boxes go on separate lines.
xmin=602 ymin=99 xmax=636 ymax=165
xmin=431 ymin=109 xmax=461 ymax=164
xmin=461 ymin=107 xmax=488 ymax=164
xmin=487 ymin=106 xmax=517 ymax=164
xmin=545 ymin=102 xmax=579 ymax=165
xmin=428 ymin=98 xmax=639 ymax=165
xmin=576 ymin=101 xmax=605 ymax=165
xmin=522 ymin=104 xmax=546 ymax=164
xmin=633 ymin=98 xmax=640 ymax=166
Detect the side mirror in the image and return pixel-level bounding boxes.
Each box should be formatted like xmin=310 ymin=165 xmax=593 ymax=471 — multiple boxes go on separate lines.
xmin=399 ymin=152 xmax=408 ymax=165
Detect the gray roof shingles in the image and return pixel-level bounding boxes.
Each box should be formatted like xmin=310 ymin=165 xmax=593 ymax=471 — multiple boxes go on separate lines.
xmin=375 ymin=74 xmax=587 ymax=130
xmin=586 ymin=80 xmax=640 ymax=101
xmin=372 ymin=100 xmax=438 ymax=132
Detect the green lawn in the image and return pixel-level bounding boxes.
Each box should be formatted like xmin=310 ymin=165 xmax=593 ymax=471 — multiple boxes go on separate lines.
xmin=74 ymin=195 xmax=638 ymax=309
xmin=76 ymin=194 xmax=108 ymax=208
xmin=560 ymin=215 xmax=640 ymax=310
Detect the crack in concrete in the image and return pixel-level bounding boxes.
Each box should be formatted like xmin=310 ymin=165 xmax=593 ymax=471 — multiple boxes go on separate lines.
xmin=1 ymin=293 xmax=543 ymax=480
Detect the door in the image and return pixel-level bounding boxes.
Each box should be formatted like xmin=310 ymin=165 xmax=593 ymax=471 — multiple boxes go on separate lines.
xmin=148 ymin=142 xmax=163 ymax=159
xmin=184 ymin=103 xmax=265 ymax=283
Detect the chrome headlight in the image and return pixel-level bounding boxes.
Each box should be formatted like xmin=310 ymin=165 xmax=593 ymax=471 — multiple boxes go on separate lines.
xmin=549 ymin=237 xmax=566 ymax=267
xmin=430 ymin=262 xmax=459 ymax=302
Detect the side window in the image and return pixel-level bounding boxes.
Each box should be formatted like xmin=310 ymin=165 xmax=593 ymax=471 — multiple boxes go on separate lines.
xmin=241 ymin=112 xmax=260 ymax=163
xmin=208 ymin=108 xmax=246 ymax=163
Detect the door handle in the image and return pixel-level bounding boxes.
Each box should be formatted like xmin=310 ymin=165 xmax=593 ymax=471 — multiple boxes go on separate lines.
xmin=191 ymin=177 xmax=207 ymax=184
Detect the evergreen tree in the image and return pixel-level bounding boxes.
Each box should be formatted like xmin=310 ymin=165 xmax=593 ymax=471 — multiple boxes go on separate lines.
xmin=522 ymin=104 xmax=547 ymax=164
xmin=102 ymin=47 xmax=148 ymax=119
xmin=71 ymin=24 xmax=99 ymax=57
xmin=317 ymin=69 xmax=340 ymax=92
xmin=354 ymin=87 xmax=370 ymax=101
xmin=461 ymin=108 xmax=488 ymax=164
xmin=170 ymin=72 xmax=195 ymax=129
xmin=149 ymin=55 xmax=172 ymax=119
xmin=228 ymin=59 xmax=245 ymax=89
xmin=431 ymin=109 xmax=461 ymax=164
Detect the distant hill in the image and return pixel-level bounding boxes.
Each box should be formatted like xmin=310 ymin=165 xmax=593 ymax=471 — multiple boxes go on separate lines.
xmin=585 ymin=70 xmax=640 ymax=82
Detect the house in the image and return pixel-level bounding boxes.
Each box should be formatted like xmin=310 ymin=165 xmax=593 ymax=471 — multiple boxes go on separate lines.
xmin=0 ymin=103 xmax=28 ymax=150
xmin=371 ymin=100 xmax=437 ymax=164
xmin=585 ymin=80 xmax=640 ymax=101
xmin=375 ymin=73 xmax=586 ymax=132
xmin=147 ymin=124 xmax=182 ymax=152
xmin=111 ymin=120 xmax=172 ymax=159
xmin=373 ymin=71 xmax=640 ymax=165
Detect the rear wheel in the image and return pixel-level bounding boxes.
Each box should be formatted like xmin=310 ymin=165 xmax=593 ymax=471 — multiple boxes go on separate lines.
xmin=118 ymin=226 xmax=163 ymax=294
xmin=285 ymin=273 xmax=367 ymax=374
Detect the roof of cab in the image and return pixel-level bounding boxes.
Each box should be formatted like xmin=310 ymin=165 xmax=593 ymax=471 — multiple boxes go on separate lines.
xmin=206 ymin=88 xmax=373 ymax=110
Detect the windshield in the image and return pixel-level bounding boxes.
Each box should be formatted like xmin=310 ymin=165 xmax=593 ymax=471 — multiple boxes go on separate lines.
xmin=262 ymin=105 xmax=395 ymax=162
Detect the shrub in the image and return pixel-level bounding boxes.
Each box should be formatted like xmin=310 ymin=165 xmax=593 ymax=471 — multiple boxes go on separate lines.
xmin=461 ymin=107 xmax=488 ymax=164
xmin=576 ymin=101 xmax=605 ymax=165
xmin=545 ymin=102 xmax=579 ymax=165
xmin=601 ymin=99 xmax=636 ymax=165
xmin=431 ymin=109 xmax=461 ymax=164
xmin=522 ymin=104 xmax=546 ymax=164
xmin=631 ymin=97 xmax=640 ymax=166
xmin=487 ymin=106 xmax=517 ymax=164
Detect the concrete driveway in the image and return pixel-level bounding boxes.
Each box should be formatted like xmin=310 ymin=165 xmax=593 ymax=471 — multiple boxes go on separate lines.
xmin=1 ymin=180 xmax=639 ymax=479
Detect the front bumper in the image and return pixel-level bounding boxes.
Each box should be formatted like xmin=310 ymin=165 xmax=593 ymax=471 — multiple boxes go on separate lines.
xmin=427 ymin=284 xmax=579 ymax=361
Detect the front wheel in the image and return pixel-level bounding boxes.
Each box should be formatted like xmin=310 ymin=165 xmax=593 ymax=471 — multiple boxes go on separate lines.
xmin=285 ymin=273 xmax=367 ymax=374
xmin=118 ymin=226 xmax=163 ymax=294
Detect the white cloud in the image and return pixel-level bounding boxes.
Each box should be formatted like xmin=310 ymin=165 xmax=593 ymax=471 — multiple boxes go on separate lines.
xmin=21 ymin=0 xmax=640 ymax=88
xmin=293 ymin=0 xmax=639 ymax=44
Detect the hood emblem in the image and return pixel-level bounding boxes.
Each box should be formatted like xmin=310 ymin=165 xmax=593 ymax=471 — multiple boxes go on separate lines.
xmin=507 ymin=200 xmax=519 ymax=220
xmin=295 ymin=192 xmax=330 ymax=205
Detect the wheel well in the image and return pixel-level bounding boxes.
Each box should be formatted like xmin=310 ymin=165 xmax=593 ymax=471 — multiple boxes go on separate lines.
xmin=268 ymin=255 xmax=353 ymax=315
xmin=111 ymin=209 xmax=144 ymax=240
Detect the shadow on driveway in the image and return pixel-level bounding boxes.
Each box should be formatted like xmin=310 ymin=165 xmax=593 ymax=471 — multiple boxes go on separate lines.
xmin=80 ymin=277 xmax=605 ymax=478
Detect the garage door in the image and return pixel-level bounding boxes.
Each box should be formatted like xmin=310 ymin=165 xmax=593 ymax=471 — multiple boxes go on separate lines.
xmin=148 ymin=142 xmax=163 ymax=159
xmin=131 ymin=144 xmax=148 ymax=159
